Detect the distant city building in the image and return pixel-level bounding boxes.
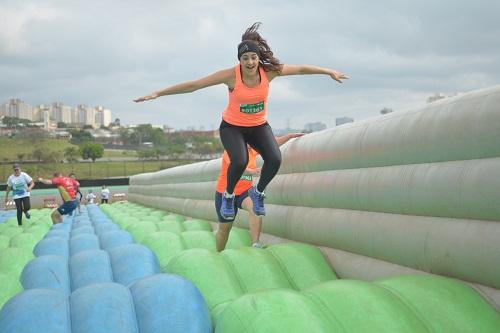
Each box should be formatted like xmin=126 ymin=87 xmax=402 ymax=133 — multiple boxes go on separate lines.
xmin=427 ymin=93 xmax=446 ymax=103
xmin=75 ymin=104 xmax=85 ymax=124
xmin=95 ymin=105 xmax=112 ymax=127
xmin=0 ymin=99 xmax=113 ymax=129
xmin=380 ymin=107 xmax=394 ymax=115
xmin=32 ymin=105 xmax=45 ymax=122
xmin=34 ymin=104 xmax=53 ymax=129
xmin=0 ymin=102 xmax=7 ymax=117
xmin=75 ymin=104 xmax=96 ymax=126
xmin=43 ymin=109 xmax=51 ymax=131
xmin=335 ymin=116 xmax=354 ymax=126
xmin=52 ymin=102 xmax=72 ymax=123
xmin=5 ymin=99 xmax=33 ymax=120
xmin=85 ymin=106 xmax=96 ymax=126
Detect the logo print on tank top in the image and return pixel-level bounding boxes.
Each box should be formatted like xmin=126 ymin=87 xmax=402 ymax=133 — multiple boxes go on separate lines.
xmin=240 ymin=101 xmax=264 ymax=114
xmin=240 ymin=174 xmax=253 ymax=181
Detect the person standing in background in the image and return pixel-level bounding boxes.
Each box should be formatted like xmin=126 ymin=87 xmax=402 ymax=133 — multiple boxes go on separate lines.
xmin=86 ymin=190 xmax=96 ymax=204
xmin=101 ymin=185 xmax=110 ymax=204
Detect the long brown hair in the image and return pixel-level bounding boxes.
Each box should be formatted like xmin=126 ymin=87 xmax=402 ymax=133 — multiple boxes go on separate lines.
xmin=241 ymin=22 xmax=282 ymax=73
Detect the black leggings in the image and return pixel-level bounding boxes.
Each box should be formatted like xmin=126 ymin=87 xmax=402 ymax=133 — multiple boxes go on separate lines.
xmin=219 ymin=120 xmax=281 ymax=194
xmin=14 ymin=196 xmax=31 ymax=226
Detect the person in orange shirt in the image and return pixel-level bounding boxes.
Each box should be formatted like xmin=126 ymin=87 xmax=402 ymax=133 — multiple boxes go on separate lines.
xmin=215 ymin=133 xmax=304 ymax=251
xmin=135 ymin=22 xmax=348 ymax=220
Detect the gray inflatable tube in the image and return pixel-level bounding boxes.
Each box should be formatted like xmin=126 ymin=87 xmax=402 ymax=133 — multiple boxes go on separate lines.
xmin=129 ymin=85 xmax=500 ymax=309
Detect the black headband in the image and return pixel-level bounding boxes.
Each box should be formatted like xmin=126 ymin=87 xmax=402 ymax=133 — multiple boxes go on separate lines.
xmin=237 ymin=40 xmax=260 ymax=59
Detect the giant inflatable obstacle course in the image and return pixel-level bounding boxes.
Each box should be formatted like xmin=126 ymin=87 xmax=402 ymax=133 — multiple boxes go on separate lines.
xmin=129 ymin=85 xmax=500 ymax=309
xmin=1 ymin=85 xmax=499 ymax=332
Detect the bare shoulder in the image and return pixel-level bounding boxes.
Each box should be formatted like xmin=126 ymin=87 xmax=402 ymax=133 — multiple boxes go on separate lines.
xmin=218 ymin=67 xmax=236 ymax=88
xmin=215 ymin=67 xmax=235 ymax=80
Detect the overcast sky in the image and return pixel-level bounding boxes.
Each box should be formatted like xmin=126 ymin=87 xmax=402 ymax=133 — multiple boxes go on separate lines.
xmin=1 ymin=0 xmax=499 ymax=129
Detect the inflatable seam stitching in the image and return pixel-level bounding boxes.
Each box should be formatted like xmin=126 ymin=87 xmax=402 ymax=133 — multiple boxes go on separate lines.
xmin=267 ymin=248 xmax=299 ymax=290
xmin=221 ymin=253 xmax=248 ymax=294
xmin=375 ymin=284 xmax=433 ymax=333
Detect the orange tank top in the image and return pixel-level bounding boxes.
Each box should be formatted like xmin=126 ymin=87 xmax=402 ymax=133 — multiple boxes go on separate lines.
xmin=222 ymin=65 xmax=269 ymax=127
xmin=216 ymin=148 xmax=259 ymax=195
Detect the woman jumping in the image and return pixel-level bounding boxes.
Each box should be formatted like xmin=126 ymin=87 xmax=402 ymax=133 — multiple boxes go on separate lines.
xmin=134 ymin=22 xmax=348 ymax=219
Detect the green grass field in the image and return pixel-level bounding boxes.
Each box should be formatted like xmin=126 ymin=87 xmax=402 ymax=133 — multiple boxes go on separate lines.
xmin=0 ymin=160 xmax=192 ymax=181
xmin=0 ymin=138 xmax=76 ymax=161
xmin=102 ymin=149 xmax=137 ymax=158
xmin=0 ymin=138 xmax=137 ymax=160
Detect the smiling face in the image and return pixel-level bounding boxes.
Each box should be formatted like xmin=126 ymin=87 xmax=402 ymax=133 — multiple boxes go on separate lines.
xmin=239 ymin=52 xmax=259 ymax=75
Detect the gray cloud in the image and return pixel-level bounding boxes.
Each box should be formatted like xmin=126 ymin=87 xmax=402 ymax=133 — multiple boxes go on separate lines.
xmin=1 ymin=0 xmax=499 ymax=129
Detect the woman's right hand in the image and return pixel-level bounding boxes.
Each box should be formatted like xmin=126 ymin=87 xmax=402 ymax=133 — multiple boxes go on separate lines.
xmin=247 ymin=167 xmax=262 ymax=175
xmin=133 ymin=93 xmax=158 ymax=103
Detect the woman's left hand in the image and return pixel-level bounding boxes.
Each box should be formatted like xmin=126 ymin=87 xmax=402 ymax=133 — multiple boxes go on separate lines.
xmin=288 ymin=133 xmax=306 ymax=139
xmin=248 ymin=167 xmax=262 ymax=175
xmin=330 ymin=70 xmax=349 ymax=83
xmin=133 ymin=93 xmax=158 ymax=103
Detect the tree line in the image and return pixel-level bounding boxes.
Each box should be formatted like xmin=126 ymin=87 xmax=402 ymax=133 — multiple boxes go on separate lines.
xmin=26 ymin=143 xmax=104 ymax=163
xmin=69 ymin=124 xmax=223 ymax=160
xmin=118 ymin=124 xmax=223 ymax=158
xmin=3 ymin=117 xmax=224 ymax=162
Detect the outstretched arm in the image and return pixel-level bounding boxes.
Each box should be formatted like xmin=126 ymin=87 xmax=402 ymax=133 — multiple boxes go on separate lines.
xmin=268 ymin=64 xmax=349 ymax=83
xmin=38 ymin=177 xmax=53 ymax=185
xmin=134 ymin=68 xmax=234 ymax=102
xmin=275 ymin=133 xmax=306 ymax=146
